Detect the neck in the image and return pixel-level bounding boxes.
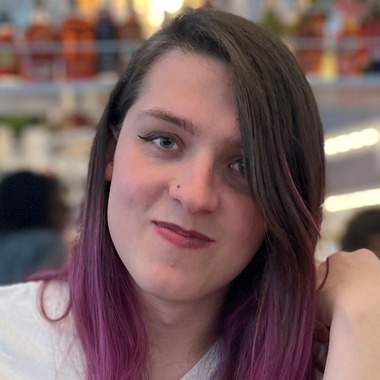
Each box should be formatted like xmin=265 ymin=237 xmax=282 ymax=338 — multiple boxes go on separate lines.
xmin=138 ymin=289 xmax=225 ymax=380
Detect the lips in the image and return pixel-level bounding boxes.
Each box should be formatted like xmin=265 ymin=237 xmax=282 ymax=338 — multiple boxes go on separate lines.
xmin=153 ymin=221 xmax=214 ymax=249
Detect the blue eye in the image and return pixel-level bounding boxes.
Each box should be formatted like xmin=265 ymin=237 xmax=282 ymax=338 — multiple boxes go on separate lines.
xmin=138 ymin=133 xmax=180 ymax=151
xmin=156 ymin=136 xmax=176 ymax=149
xmin=230 ymin=159 xmax=246 ymax=175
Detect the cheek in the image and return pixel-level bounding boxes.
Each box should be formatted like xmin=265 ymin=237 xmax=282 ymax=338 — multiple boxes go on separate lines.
xmin=107 ymin=180 xmax=132 ymax=243
xmin=107 ymin=153 xmax=140 ymax=231
xmin=230 ymin=200 xmax=265 ymax=257
xmin=110 ymin=146 xmax=144 ymax=203
xmin=108 ymin=181 xmax=140 ymax=225
xmin=107 ymin=157 xmax=158 ymax=232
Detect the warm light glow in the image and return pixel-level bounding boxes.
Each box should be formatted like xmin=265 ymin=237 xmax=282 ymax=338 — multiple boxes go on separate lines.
xmin=157 ymin=0 xmax=183 ymax=13
xmin=147 ymin=0 xmax=184 ymax=27
xmin=147 ymin=7 xmax=164 ymax=27
xmin=324 ymin=188 xmax=380 ymax=212
xmin=325 ymin=128 xmax=380 ymax=156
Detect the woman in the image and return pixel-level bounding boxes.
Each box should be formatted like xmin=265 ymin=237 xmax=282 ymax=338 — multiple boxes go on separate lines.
xmin=1 ymin=8 xmax=380 ymax=380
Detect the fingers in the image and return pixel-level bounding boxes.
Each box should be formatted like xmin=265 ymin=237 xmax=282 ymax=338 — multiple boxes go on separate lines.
xmin=316 ymin=249 xmax=380 ymax=328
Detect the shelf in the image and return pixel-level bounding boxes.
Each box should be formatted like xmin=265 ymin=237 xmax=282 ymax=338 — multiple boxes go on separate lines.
xmin=1 ymin=73 xmax=380 ymax=96
xmin=0 ymin=76 xmax=118 ymax=95
xmin=308 ymin=74 xmax=380 ymax=88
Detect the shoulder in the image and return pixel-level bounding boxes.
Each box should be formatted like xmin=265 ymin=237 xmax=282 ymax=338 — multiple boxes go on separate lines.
xmin=0 ymin=281 xmax=44 ymax=321
xmin=0 ymin=281 xmax=83 ymax=380
xmin=0 ymin=280 xmax=68 ymax=319
xmin=0 ymin=280 xmax=70 ymax=347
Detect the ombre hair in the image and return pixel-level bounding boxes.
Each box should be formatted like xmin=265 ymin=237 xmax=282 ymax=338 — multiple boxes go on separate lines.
xmin=41 ymin=8 xmax=325 ymax=380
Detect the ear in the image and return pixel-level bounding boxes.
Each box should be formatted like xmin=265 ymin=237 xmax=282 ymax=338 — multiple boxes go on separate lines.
xmin=105 ymin=130 xmax=117 ymax=181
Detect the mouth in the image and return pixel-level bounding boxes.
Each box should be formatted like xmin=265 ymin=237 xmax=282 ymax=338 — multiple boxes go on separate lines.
xmin=153 ymin=221 xmax=214 ymax=249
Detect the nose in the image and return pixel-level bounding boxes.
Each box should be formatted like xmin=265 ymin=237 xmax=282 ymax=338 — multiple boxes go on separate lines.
xmin=169 ymin=159 xmax=219 ymax=214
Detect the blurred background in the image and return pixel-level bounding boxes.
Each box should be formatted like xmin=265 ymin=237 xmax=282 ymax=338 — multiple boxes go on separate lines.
xmin=1 ymin=0 xmax=380 ymax=264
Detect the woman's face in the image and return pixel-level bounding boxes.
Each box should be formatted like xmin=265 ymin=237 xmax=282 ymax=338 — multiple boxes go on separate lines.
xmin=106 ymin=50 xmax=265 ymax=304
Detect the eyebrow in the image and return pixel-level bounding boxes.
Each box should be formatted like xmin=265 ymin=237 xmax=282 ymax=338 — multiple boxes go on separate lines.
xmin=137 ymin=108 xmax=196 ymax=135
xmin=137 ymin=108 xmax=242 ymax=150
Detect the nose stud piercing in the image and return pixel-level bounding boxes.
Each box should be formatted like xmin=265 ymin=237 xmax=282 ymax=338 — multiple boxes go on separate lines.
xmin=177 ymin=184 xmax=181 ymax=188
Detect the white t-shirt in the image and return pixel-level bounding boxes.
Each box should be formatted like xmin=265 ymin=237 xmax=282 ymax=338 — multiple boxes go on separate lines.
xmin=0 ymin=281 xmax=218 ymax=380
xmin=0 ymin=282 xmax=324 ymax=380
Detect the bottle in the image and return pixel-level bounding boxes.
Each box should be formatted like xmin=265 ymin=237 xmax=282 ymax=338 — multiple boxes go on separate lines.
xmin=362 ymin=2 xmax=380 ymax=73
xmin=0 ymin=12 xmax=19 ymax=78
xmin=22 ymin=0 xmax=56 ymax=81
xmin=61 ymin=0 xmax=96 ymax=79
xmin=294 ymin=8 xmax=326 ymax=76
xmin=201 ymin=0 xmax=215 ymax=9
xmin=117 ymin=0 xmax=143 ymax=74
xmin=337 ymin=17 xmax=367 ymax=76
xmin=262 ymin=7 xmax=283 ymax=36
xmin=95 ymin=2 xmax=117 ymax=75
xmin=117 ymin=0 xmax=143 ymax=42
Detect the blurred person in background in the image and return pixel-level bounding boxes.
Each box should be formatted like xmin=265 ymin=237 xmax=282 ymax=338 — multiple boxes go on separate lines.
xmin=0 ymin=170 xmax=69 ymax=284
xmin=340 ymin=208 xmax=380 ymax=259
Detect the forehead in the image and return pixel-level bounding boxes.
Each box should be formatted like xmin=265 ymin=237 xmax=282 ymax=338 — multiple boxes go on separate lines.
xmin=130 ymin=50 xmax=240 ymax=141
xmin=141 ymin=49 xmax=233 ymax=100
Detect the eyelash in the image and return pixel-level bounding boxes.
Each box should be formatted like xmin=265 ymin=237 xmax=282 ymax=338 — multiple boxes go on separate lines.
xmin=138 ymin=133 xmax=247 ymax=180
xmin=138 ymin=133 xmax=181 ymax=152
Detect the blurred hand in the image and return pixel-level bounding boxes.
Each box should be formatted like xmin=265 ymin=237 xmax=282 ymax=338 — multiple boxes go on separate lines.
xmin=317 ymin=249 xmax=380 ymax=379
xmin=316 ymin=249 xmax=380 ymax=329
